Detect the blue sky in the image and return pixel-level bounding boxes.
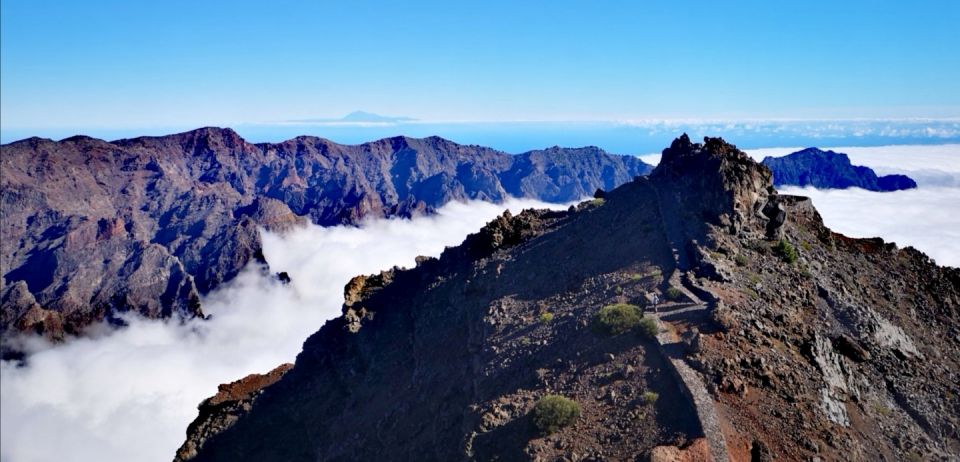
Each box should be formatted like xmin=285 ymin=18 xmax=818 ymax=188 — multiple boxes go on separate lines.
xmin=1 ymin=0 xmax=959 ymax=132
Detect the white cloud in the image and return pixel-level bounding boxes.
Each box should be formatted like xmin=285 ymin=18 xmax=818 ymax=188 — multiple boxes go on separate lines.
xmin=779 ymin=186 xmax=960 ymax=268
xmin=0 ymin=198 xmax=571 ymax=462
xmin=4 ymin=142 xmax=959 ymax=461
xmin=637 ymin=153 xmax=661 ymax=165
xmin=739 ymin=144 xmax=960 ymax=266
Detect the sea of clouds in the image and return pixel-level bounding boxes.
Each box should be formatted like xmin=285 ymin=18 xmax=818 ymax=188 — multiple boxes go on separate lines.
xmin=777 ymin=185 xmax=960 ymax=267
xmin=2 ymin=144 xmax=959 ymax=462
xmin=750 ymin=144 xmax=960 ymax=267
xmin=749 ymin=144 xmax=960 ymax=188
xmin=0 ymin=198 xmax=570 ymax=462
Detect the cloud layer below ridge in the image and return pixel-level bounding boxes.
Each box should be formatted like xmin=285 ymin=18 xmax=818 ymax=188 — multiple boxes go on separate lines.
xmin=0 ymin=198 xmax=570 ymax=462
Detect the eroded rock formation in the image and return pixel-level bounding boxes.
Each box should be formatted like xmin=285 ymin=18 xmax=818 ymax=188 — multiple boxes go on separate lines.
xmin=0 ymin=128 xmax=651 ymax=342
xmin=762 ymin=147 xmax=917 ymax=191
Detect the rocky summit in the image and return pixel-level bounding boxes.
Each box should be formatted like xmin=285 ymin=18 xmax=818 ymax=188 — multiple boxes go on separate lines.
xmin=762 ymin=147 xmax=917 ymax=191
xmin=178 ymin=135 xmax=959 ymax=461
xmin=0 ymin=128 xmax=650 ymax=344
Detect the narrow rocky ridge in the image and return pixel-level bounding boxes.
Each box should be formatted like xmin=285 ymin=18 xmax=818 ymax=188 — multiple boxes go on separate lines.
xmin=180 ymin=135 xmax=960 ymax=461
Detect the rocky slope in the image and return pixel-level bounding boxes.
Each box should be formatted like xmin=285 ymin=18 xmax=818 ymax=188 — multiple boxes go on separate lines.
xmin=180 ymin=135 xmax=959 ymax=461
xmin=762 ymin=147 xmax=917 ymax=191
xmin=0 ymin=128 xmax=650 ymax=342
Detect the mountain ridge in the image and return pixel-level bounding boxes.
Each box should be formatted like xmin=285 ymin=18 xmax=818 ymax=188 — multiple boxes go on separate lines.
xmin=0 ymin=127 xmax=651 ymax=343
xmin=761 ymin=147 xmax=918 ymax=191
xmin=178 ymin=135 xmax=960 ymax=461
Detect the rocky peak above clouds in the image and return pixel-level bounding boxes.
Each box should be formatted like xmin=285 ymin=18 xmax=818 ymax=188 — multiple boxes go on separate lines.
xmin=179 ymin=136 xmax=959 ymax=461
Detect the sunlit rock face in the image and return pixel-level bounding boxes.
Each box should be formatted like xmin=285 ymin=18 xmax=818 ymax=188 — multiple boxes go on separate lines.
xmin=0 ymin=128 xmax=650 ymax=340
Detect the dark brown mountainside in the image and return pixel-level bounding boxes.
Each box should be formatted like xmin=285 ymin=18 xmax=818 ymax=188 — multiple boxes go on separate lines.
xmin=181 ymin=135 xmax=959 ymax=462
xmin=0 ymin=128 xmax=650 ymax=341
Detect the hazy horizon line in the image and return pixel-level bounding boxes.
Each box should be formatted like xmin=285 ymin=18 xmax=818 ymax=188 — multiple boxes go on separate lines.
xmin=5 ymin=116 xmax=960 ymax=132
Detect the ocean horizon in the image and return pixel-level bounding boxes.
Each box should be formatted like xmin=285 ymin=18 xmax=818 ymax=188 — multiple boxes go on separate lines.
xmin=3 ymin=119 xmax=959 ymax=155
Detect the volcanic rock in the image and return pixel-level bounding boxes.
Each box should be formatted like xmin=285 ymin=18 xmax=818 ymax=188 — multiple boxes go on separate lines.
xmin=761 ymin=147 xmax=917 ymax=191
xmin=181 ymin=136 xmax=959 ymax=461
xmin=0 ymin=128 xmax=651 ymax=340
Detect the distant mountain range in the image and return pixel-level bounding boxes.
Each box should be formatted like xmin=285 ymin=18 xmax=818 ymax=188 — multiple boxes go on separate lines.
xmin=762 ymin=147 xmax=917 ymax=191
xmin=285 ymin=111 xmax=416 ymax=124
xmin=0 ymin=128 xmax=651 ymax=342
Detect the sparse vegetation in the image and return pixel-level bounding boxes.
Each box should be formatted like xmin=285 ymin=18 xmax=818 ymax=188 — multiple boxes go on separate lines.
xmin=590 ymin=198 xmax=605 ymax=207
xmin=872 ymin=403 xmax=893 ymax=416
xmin=905 ymin=451 xmax=924 ymax=462
xmin=638 ymin=316 xmax=658 ymax=338
xmin=630 ymin=273 xmax=643 ymax=281
xmin=532 ymin=395 xmax=581 ymax=435
xmin=665 ymin=287 xmax=684 ymax=302
xmin=774 ymin=239 xmax=798 ymax=264
xmin=712 ymin=307 xmax=737 ymax=332
xmin=735 ymin=254 xmax=748 ymax=267
xmin=641 ymin=391 xmax=659 ymax=405
xmin=593 ymin=303 xmax=642 ymax=335
xmin=538 ymin=312 xmax=554 ymax=323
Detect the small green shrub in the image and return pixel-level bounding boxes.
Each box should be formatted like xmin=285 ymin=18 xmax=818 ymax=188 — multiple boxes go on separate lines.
xmin=593 ymin=303 xmax=642 ymax=335
xmin=641 ymin=391 xmax=659 ymax=405
xmin=734 ymin=254 xmax=748 ymax=267
xmin=774 ymin=239 xmax=798 ymax=264
xmin=532 ymin=395 xmax=581 ymax=435
xmin=630 ymin=273 xmax=643 ymax=281
xmin=665 ymin=287 xmax=684 ymax=301
xmin=538 ymin=312 xmax=554 ymax=323
xmin=871 ymin=403 xmax=892 ymax=416
xmin=638 ymin=316 xmax=659 ymax=338
xmin=590 ymin=198 xmax=606 ymax=207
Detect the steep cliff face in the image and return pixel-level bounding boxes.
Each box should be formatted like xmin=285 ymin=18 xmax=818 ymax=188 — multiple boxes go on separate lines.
xmin=0 ymin=128 xmax=651 ymax=340
xmin=762 ymin=147 xmax=918 ymax=191
xmin=182 ymin=136 xmax=959 ymax=461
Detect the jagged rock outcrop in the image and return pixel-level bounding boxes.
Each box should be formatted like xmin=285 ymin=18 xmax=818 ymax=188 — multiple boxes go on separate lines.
xmin=762 ymin=147 xmax=918 ymax=191
xmin=175 ymin=363 xmax=293 ymax=462
xmin=0 ymin=128 xmax=651 ymax=341
xmin=181 ymin=136 xmax=959 ymax=461
xmin=651 ymin=134 xmax=779 ymax=239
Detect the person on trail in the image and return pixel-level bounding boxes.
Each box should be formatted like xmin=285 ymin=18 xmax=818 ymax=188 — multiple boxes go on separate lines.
xmin=651 ymin=294 xmax=660 ymax=313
